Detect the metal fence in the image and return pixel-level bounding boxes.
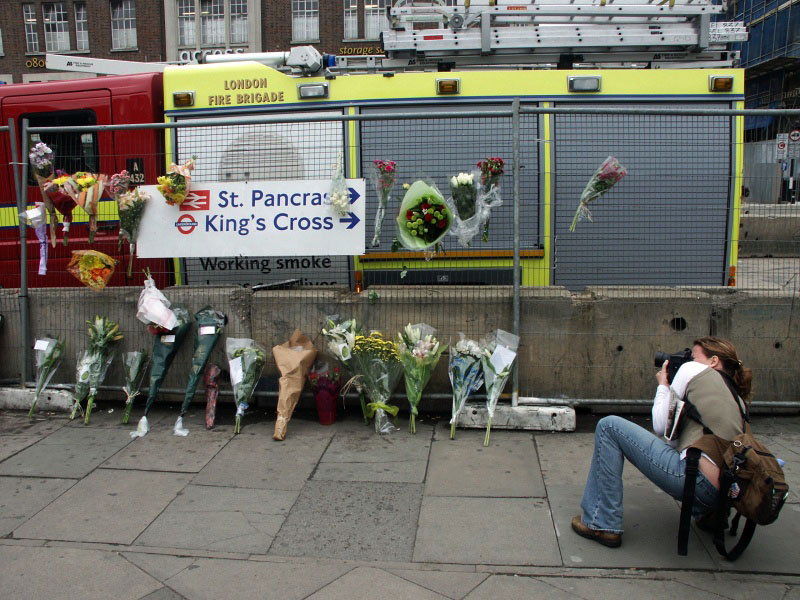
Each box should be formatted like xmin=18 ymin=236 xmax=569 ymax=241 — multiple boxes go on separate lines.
xmin=4 ymin=105 xmax=800 ymax=409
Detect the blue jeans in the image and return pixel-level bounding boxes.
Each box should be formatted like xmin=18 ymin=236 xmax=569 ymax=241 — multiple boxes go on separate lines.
xmin=580 ymin=415 xmax=719 ymax=533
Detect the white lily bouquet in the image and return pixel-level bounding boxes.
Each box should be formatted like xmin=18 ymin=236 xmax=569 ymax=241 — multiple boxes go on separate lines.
xmin=448 ymin=335 xmax=485 ymax=439
xmin=447 ymin=171 xmax=489 ymax=247
xmin=480 ymin=329 xmax=519 ymax=446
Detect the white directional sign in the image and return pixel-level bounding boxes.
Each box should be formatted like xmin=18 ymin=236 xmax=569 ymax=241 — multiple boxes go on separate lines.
xmin=137 ymin=179 xmax=365 ymax=258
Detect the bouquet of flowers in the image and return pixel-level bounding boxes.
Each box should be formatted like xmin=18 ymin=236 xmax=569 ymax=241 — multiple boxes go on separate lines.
xmin=157 ymin=158 xmax=195 ymax=206
xmin=120 ymin=350 xmax=149 ymax=425
xmin=136 ymin=270 xmax=179 ymax=332
xmin=29 ymin=142 xmax=54 ymax=179
xmin=62 ymin=172 xmax=107 ymax=243
xmin=569 ymin=156 xmax=628 ymax=232
xmin=398 ymin=323 xmax=447 ymax=434
xmin=371 ymin=159 xmax=396 ymax=247
xmin=71 ymin=316 xmax=123 ymax=424
xmin=66 ymin=250 xmax=117 ymax=290
xmin=448 ymin=336 xmax=485 ymax=439
xmin=116 ymin=187 xmax=150 ymax=277
xmin=18 ymin=203 xmax=48 ymax=275
xmin=40 ymin=171 xmax=77 ymax=246
xmin=477 ymin=157 xmax=505 ymax=242
xmin=226 ymin=338 xmax=267 ymax=434
xmin=480 ymin=329 xmax=519 ymax=446
xmin=28 ymin=337 xmax=65 ymax=418
xmin=349 ymin=332 xmax=404 ymax=434
xmin=175 ymin=307 xmax=226 ymax=436
xmin=447 ymin=171 xmax=489 ymax=247
xmin=329 ymin=152 xmax=351 ymax=217
xmin=272 ymin=330 xmax=317 ymax=441
xmin=308 ymin=363 xmax=342 ymax=425
xmin=395 ymin=180 xmax=453 ymax=252
xmin=321 ymin=316 xmax=367 ymax=421
xmin=29 ymin=142 xmax=61 ymax=248
xmin=204 ymin=364 xmax=222 ymax=429
xmin=142 ymin=305 xmax=191 ymax=419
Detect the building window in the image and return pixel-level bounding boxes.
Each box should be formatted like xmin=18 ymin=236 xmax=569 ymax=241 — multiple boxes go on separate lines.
xmin=0 ymin=27 xmax=4 ymax=56
xmin=365 ymin=0 xmax=390 ymax=40
xmin=177 ymin=0 xmax=196 ymax=46
xmin=344 ymin=0 xmax=358 ymax=40
xmin=43 ymin=3 xmax=70 ymax=52
xmin=110 ymin=0 xmax=137 ymax=50
xmin=230 ymin=0 xmax=248 ymax=44
xmin=201 ymin=0 xmax=224 ymax=45
xmin=292 ymin=0 xmax=319 ymax=42
xmin=75 ymin=2 xmax=89 ymax=51
xmin=23 ymin=4 xmax=40 ymax=53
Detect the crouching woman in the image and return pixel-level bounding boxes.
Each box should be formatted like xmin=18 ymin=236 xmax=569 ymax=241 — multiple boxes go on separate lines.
xmin=572 ymin=336 xmax=752 ymax=548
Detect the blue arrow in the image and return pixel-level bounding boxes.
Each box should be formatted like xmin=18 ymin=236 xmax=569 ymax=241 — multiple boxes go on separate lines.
xmin=348 ymin=187 xmax=360 ymax=204
xmin=339 ymin=212 xmax=360 ymax=230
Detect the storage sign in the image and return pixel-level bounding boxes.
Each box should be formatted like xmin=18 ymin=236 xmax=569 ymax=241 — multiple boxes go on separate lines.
xmin=136 ymin=179 xmax=365 ymax=258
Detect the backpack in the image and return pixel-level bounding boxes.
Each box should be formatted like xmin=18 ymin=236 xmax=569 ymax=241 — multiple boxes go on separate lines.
xmin=678 ymin=381 xmax=789 ymax=561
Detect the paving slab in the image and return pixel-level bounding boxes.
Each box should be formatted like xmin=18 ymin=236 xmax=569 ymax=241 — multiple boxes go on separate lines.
xmin=163 ymin=557 xmax=349 ymax=600
xmin=0 ymin=426 xmax=133 ymax=478
xmin=0 ymin=411 xmax=67 ymax=435
xmin=13 ymin=468 xmax=191 ymax=544
xmin=102 ymin=411 xmax=233 ymax=473
xmin=697 ymin=501 xmax=800 ymax=575
xmin=193 ymin=421 xmax=333 ymax=490
xmin=0 ymin=545 xmax=161 ymax=600
xmin=535 ymin=431 xmax=651 ymax=487
xmin=425 ymin=430 xmax=544 ymax=497
xmin=0 ymin=435 xmax=40 ymax=462
xmin=0 ymin=476 xmax=76 ymax=537
xmin=464 ymin=574 xmax=580 ymax=599
xmin=140 ymin=587 xmax=187 ymax=600
xmin=665 ymin=571 xmax=794 ymax=600
xmin=413 ymin=496 xmax=561 ymax=566
xmin=547 ymin=484 xmax=717 ymax=569
xmin=123 ymin=552 xmax=197 ymax=582
xmin=65 ymin=404 xmax=170 ymax=429
xmin=387 ymin=569 xmax=490 ymax=600
xmin=320 ymin=419 xmax=433 ymax=464
xmin=135 ymin=484 xmax=298 ymax=554
xmin=306 ymin=566 xmax=449 ymax=599
xmin=540 ymin=574 xmax=724 ymax=599
xmin=269 ymin=480 xmax=423 ymax=562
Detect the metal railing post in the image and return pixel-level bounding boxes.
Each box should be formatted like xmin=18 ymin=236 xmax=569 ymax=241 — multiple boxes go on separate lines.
xmin=512 ymin=98 xmax=521 ymax=406
xmin=11 ymin=118 xmax=31 ymax=386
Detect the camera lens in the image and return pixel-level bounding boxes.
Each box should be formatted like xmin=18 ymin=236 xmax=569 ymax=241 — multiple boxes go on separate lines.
xmin=654 ymin=351 xmax=668 ymax=368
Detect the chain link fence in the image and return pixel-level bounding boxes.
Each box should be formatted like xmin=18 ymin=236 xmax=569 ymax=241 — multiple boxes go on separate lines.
xmin=3 ymin=105 xmax=800 ymax=410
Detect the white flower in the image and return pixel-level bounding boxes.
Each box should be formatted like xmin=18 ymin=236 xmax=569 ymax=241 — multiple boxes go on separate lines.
xmin=330 ymin=190 xmax=350 ymax=216
xmin=456 ymin=172 xmax=474 ymax=186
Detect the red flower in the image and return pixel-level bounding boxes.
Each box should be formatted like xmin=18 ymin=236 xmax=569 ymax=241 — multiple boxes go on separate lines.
xmin=437 ymin=219 xmax=447 ymax=229
xmin=424 ymin=213 xmax=433 ymax=222
xmin=421 ymin=203 xmax=430 ymax=210
xmin=406 ymin=210 xmax=414 ymax=220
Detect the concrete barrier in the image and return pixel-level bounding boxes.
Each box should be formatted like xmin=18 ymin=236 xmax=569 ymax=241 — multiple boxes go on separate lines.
xmin=1 ymin=285 xmax=797 ymax=411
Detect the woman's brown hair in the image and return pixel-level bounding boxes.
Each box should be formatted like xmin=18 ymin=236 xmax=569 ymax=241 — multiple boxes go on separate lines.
xmin=694 ymin=336 xmax=753 ymax=402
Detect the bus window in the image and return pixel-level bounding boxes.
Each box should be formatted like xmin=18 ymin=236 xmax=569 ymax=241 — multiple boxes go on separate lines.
xmin=22 ymin=109 xmax=98 ymax=184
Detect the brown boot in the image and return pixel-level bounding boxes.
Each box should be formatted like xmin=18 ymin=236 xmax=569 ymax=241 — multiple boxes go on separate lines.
xmin=571 ymin=516 xmax=622 ymax=548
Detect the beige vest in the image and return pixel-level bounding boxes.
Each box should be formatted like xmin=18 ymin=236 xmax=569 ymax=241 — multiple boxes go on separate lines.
xmin=676 ymin=367 xmax=745 ymax=456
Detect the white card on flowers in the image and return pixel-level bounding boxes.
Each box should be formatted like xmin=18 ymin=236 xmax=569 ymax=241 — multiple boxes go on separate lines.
xmin=34 ymin=339 xmax=50 ymax=351
xmin=490 ymin=345 xmax=516 ymax=373
xmin=199 ymin=326 xmax=216 ymax=335
xmin=230 ymin=357 xmax=244 ymax=385
xmin=161 ymin=334 xmax=176 ymax=344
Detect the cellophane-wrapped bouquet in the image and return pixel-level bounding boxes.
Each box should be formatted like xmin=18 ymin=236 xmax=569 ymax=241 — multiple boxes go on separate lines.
xmin=397 ymin=323 xmax=446 ymax=434
xmin=45 ymin=170 xmax=77 ymax=245
xmin=121 ymin=350 xmax=149 ymax=425
xmin=371 ymin=159 xmax=396 ymax=247
xmin=29 ymin=142 xmax=60 ymax=249
xmin=66 ymin=250 xmax=117 ymax=290
xmin=226 ymin=338 xmax=266 ymax=434
xmin=321 ymin=316 xmax=365 ymax=419
xmin=569 ymin=156 xmax=628 ymax=232
xmin=448 ymin=336 xmax=485 ymax=439
xmin=28 ymin=337 xmax=65 ymax=418
xmin=157 ymin=158 xmax=195 ymax=206
xmin=447 ymin=170 xmax=490 ymax=247
xmin=116 ymin=187 xmax=149 ymax=277
xmin=136 ymin=270 xmax=179 ymax=333
xmin=62 ymin=172 xmax=107 ymax=243
xmin=349 ymin=332 xmax=404 ymax=434
xmin=480 ymin=329 xmax=519 ymax=446
xmin=71 ymin=316 xmax=123 ymax=424
xmin=477 ymin=157 xmax=505 ymax=242
xmin=395 ymin=180 xmax=453 ymax=252
xmin=329 ymin=152 xmax=350 ymax=217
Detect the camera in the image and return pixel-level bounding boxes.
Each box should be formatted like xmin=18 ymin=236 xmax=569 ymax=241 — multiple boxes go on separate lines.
xmin=654 ymin=348 xmax=692 ymax=383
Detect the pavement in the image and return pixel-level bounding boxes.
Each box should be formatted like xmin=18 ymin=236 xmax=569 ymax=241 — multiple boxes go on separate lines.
xmin=1 ymin=403 xmax=799 ymax=600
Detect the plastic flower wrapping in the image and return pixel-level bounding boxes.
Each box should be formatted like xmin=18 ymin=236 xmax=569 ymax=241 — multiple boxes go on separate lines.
xmin=136 ymin=270 xmax=179 ymax=333
xmin=329 ymin=152 xmax=351 ymax=217
xmin=395 ymin=180 xmax=453 ymax=252
xmin=70 ymin=316 xmax=123 ymax=424
xmin=476 ymin=157 xmax=505 ymax=242
xmin=67 ymin=250 xmax=117 ymax=290
xmin=371 ymin=159 xmax=396 ymax=247
xmin=448 ymin=335 xmax=485 ymax=439
xmin=18 ymin=203 xmax=49 ymax=276
xmin=398 ymin=323 xmax=447 ymax=434
xmin=227 ymin=338 xmax=267 ymax=434
xmin=117 ymin=187 xmax=150 ymax=277
xmin=480 ymin=329 xmax=519 ymax=446
xmin=349 ymin=332 xmax=404 ymax=434
xmin=447 ymin=170 xmax=491 ymax=247
xmin=157 ymin=158 xmax=195 ymax=205
xmin=39 ymin=170 xmax=78 ymax=246
xmin=28 ymin=337 xmax=65 ymax=418
xmin=569 ymin=156 xmax=628 ymax=232
xmin=61 ymin=172 xmax=107 ymax=244
xmin=120 ymin=350 xmax=149 ymax=425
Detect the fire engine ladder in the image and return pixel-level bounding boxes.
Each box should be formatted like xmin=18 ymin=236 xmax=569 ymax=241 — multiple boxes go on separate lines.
xmin=349 ymin=0 xmax=747 ymax=70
